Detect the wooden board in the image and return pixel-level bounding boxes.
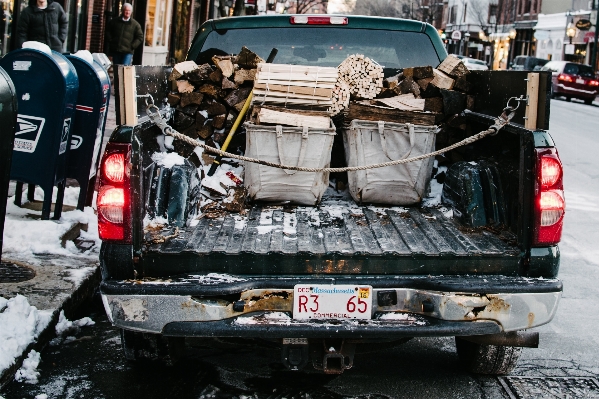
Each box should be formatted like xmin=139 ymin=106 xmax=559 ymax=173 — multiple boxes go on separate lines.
xmin=253 ymin=82 xmax=332 ymax=98
xmin=122 ymin=66 xmax=137 ymax=126
xmin=254 ymin=106 xmax=331 ymax=129
xmin=525 ymin=72 xmax=539 ymax=130
xmin=347 ymin=102 xmax=440 ymax=125
xmin=376 ymin=94 xmax=425 ymax=111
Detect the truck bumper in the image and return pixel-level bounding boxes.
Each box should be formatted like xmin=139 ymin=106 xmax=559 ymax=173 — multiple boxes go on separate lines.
xmin=100 ymin=275 xmax=561 ymax=338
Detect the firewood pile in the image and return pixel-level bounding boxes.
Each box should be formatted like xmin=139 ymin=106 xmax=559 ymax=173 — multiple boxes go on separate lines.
xmin=341 ymin=54 xmax=474 ymax=127
xmin=167 ymin=46 xmax=264 ymax=158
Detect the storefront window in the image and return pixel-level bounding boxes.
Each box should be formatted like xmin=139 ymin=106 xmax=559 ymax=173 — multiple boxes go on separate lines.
xmin=145 ymin=0 xmax=154 ymax=46
xmin=144 ymin=0 xmax=170 ymax=47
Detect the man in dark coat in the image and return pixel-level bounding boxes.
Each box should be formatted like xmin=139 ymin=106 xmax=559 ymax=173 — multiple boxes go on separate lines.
xmin=104 ymin=3 xmax=143 ymax=65
xmin=16 ymin=0 xmax=68 ymax=52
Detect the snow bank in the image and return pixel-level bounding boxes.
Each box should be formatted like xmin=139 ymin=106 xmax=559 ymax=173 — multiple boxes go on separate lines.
xmin=55 ymin=310 xmax=95 ymax=337
xmin=151 ymin=151 xmax=185 ymax=168
xmin=0 ymin=295 xmax=52 ymax=377
xmin=14 ymin=350 xmax=41 ymax=384
xmin=2 ymin=187 xmax=101 ymax=263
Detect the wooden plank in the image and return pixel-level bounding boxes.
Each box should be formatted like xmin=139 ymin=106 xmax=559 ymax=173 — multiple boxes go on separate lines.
xmin=525 ymin=72 xmax=539 ymax=130
xmin=257 ymin=63 xmax=338 ymax=75
xmin=252 ymin=89 xmax=331 ymax=101
xmin=347 ymin=102 xmax=440 ymax=125
xmin=253 ymin=79 xmax=336 ymax=89
xmin=253 ymin=82 xmax=333 ymax=98
xmin=255 ymin=107 xmax=331 ymax=129
xmin=376 ymin=94 xmax=425 ymax=111
xmin=116 ymin=66 xmax=125 ymax=125
xmin=255 ymin=72 xmax=338 ymax=82
xmin=251 ymin=95 xmax=332 ymax=106
xmin=122 ymin=66 xmax=138 ymax=126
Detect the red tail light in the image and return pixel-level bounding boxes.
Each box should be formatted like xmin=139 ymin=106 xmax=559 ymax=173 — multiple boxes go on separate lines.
xmin=97 ymin=143 xmax=132 ymax=243
xmin=533 ymin=149 xmax=565 ymax=246
xmin=588 ymin=80 xmax=599 ymax=86
xmin=557 ymin=74 xmax=573 ymax=82
xmin=290 ymin=16 xmax=348 ymax=25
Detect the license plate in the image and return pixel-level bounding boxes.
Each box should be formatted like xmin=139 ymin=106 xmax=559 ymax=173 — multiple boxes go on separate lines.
xmin=293 ymin=285 xmax=372 ymax=320
xmin=577 ymin=78 xmax=585 ymax=84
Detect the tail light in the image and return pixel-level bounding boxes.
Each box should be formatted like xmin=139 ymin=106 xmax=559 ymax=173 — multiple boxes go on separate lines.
xmin=588 ymin=80 xmax=599 ymax=86
xmin=97 ymin=143 xmax=132 ymax=243
xmin=533 ymin=148 xmax=565 ymax=246
xmin=290 ymin=16 xmax=348 ymax=25
xmin=557 ymin=74 xmax=573 ymax=83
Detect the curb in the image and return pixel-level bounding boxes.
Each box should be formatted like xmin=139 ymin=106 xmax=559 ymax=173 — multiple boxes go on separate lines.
xmin=0 ymin=261 xmax=101 ymax=390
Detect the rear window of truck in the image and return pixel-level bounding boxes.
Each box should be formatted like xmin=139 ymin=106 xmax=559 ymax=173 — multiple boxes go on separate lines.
xmin=196 ymin=27 xmax=441 ymax=76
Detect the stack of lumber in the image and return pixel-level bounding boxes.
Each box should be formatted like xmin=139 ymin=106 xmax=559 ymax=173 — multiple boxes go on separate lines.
xmin=332 ymin=54 xmax=384 ymax=115
xmin=167 ymin=46 xmax=263 ymax=158
xmin=250 ymin=63 xmax=337 ymax=129
xmin=345 ymin=55 xmax=475 ymax=126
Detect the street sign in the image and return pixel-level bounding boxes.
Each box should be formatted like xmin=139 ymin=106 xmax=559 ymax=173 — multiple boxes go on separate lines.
xmin=451 ymin=31 xmax=462 ymax=40
xmin=565 ymin=44 xmax=575 ymax=55
xmin=576 ymin=19 xmax=592 ymax=31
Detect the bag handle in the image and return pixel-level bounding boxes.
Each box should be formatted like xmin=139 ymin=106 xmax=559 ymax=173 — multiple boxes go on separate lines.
xmin=378 ymin=121 xmax=416 ymax=162
xmin=276 ymin=125 xmax=309 ymax=175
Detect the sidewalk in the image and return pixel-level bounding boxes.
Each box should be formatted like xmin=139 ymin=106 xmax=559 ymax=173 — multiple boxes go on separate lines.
xmin=0 ymin=92 xmax=117 ymax=391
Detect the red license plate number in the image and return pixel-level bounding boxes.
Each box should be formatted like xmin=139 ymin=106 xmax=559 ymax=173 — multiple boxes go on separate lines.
xmin=293 ymin=285 xmax=373 ymax=320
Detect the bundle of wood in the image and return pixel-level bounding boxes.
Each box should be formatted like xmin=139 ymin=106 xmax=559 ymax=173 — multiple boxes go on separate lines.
xmin=331 ymin=54 xmax=384 ymax=115
xmin=345 ymin=54 xmax=475 ymax=126
xmin=167 ymin=46 xmax=264 ymax=158
xmin=249 ymin=63 xmax=337 ymax=129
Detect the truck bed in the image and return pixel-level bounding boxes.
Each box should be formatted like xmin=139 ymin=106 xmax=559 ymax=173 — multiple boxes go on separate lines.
xmin=141 ymin=197 xmax=521 ymax=277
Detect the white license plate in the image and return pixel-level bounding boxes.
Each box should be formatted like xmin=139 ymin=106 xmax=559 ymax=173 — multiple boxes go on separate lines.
xmin=293 ymin=285 xmax=373 ymax=320
xmin=577 ymin=78 xmax=585 ymax=84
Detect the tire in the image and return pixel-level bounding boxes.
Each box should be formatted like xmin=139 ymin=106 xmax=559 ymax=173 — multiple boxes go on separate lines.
xmin=584 ymin=98 xmax=594 ymax=105
xmin=566 ymin=97 xmax=572 ymax=102
xmin=121 ymin=329 xmax=185 ymax=366
xmin=455 ymin=337 xmax=522 ymax=375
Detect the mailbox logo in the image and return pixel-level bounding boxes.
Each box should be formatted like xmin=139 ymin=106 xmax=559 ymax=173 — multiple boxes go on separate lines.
xmin=59 ymin=118 xmax=71 ymax=155
xmin=14 ymin=115 xmax=45 ymax=153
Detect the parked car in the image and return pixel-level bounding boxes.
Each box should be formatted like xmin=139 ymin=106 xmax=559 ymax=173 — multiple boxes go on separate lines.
xmin=510 ymin=56 xmax=548 ymax=71
xmin=454 ymin=55 xmax=489 ymax=70
xmin=540 ymin=61 xmax=599 ymax=105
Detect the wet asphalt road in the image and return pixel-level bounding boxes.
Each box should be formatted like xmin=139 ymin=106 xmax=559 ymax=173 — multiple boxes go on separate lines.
xmin=3 ymin=97 xmax=599 ymax=399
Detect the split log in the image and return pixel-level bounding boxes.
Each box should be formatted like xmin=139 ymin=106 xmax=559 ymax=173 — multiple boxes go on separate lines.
xmin=235 ymin=46 xmax=264 ymax=69
xmin=403 ymin=66 xmax=433 ymax=80
xmin=198 ymin=84 xmax=223 ymax=98
xmin=225 ymin=87 xmax=252 ymax=107
xmin=437 ymin=55 xmax=470 ymax=79
xmin=213 ymin=114 xmax=227 ymax=129
xmin=197 ymin=124 xmax=214 ymax=139
xmin=454 ymin=77 xmax=471 ymax=93
xmin=185 ymin=64 xmax=214 ymax=84
xmin=424 ymin=97 xmax=444 ymax=113
xmin=431 ymin=69 xmax=455 ymax=90
xmin=205 ymin=101 xmax=227 ymax=116
xmin=222 ymin=77 xmax=237 ymax=90
xmin=180 ymin=92 xmax=204 ymax=107
xmin=176 ymin=80 xmax=195 ymax=94
xmin=417 ymin=77 xmax=433 ymax=91
xmin=167 ymin=93 xmax=181 ymax=106
xmin=440 ymin=89 xmax=466 ymax=116
xmin=169 ymin=60 xmax=198 ymax=81
xmin=397 ymin=78 xmax=420 ymax=97
xmin=209 ymin=69 xmax=222 ymax=83
xmin=214 ymin=58 xmax=234 ymax=78
xmin=234 ymin=69 xmax=256 ymax=85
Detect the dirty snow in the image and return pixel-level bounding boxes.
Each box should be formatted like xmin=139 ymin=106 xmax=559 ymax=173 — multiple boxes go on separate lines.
xmin=422 ymin=160 xmax=447 ymax=207
xmin=151 ymin=151 xmax=185 ymax=168
xmin=35 ymin=395 xmax=48 ymax=399
xmin=55 ymin=310 xmax=95 ymax=337
xmin=0 ymin=295 xmax=52 ymax=379
xmin=2 ymin=186 xmax=101 ymax=263
xmin=14 ymin=350 xmax=41 ymax=384
xmin=379 ymin=312 xmax=427 ymax=325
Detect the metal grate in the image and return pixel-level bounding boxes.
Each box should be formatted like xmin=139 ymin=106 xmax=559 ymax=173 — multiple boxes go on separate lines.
xmin=499 ymin=376 xmax=599 ymax=399
xmin=0 ymin=262 xmax=36 ymax=283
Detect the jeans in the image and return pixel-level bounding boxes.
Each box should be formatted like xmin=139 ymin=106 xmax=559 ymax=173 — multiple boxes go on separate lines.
xmin=112 ymin=52 xmax=133 ymax=66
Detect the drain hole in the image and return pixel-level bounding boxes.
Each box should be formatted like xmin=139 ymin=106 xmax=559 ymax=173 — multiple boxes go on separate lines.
xmin=0 ymin=262 xmax=36 ymax=283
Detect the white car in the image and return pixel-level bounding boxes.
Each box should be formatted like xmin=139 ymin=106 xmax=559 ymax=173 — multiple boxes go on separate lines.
xmin=455 ymin=55 xmax=489 ymax=71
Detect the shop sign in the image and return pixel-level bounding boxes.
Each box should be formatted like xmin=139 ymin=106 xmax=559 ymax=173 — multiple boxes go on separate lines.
xmin=565 ymin=44 xmax=575 ymax=55
xmin=576 ymin=19 xmax=592 ymax=31
xmin=451 ymin=31 xmax=462 ymax=40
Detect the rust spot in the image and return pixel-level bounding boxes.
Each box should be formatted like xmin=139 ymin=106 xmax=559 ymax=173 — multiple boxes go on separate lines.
xmin=528 ymin=312 xmax=535 ymax=328
xmin=485 ymin=296 xmax=511 ymax=313
xmin=240 ymin=290 xmax=293 ymax=312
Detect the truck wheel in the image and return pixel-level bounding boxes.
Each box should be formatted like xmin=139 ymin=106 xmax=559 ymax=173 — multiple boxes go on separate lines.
xmin=584 ymin=98 xmax=594 ymax=105
xmin=454 ymin=337 xmax=522 ymax=375
xmin=120 ymin=329 xmax=185 ymax=366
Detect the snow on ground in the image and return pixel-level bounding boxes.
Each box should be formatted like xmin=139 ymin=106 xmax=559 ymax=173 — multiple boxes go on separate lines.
xmin=14 ymin=350 xmax=41 ymax=384
xmin=2 ymin=186 xmax=101 ymax=264
xmin=0 ymin=296 xmax=52 ymax=380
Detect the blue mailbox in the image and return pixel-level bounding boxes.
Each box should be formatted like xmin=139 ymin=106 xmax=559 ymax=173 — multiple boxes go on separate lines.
xmin=0 ymin=49 xmax=79 ymax=220
xmin=65 ymin=55 xmax=111 ymax=211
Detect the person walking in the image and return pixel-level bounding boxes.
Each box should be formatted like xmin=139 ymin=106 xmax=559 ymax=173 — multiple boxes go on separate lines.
xmin=15 ymin=0 xmax=68 ymax=52
xmin=104 ymin=3 xmax=143 ymax=66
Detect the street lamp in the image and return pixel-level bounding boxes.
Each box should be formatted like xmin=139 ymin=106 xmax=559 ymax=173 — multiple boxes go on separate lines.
xmin=566 ymin=22 xmax=576 ymax=44
xmin=508 ymin=28 xmax=517 ymax=40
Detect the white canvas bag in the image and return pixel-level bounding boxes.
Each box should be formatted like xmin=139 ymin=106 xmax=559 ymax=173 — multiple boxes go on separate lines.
xmin=244 ymin=122 xmax=336 ymax=205
xmin=344 ymin=119 xmax=438 ymax=205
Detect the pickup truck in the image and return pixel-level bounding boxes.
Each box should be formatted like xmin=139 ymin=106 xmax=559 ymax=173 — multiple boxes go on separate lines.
xmin=97 ymin=15 xmax=564 ymax=375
